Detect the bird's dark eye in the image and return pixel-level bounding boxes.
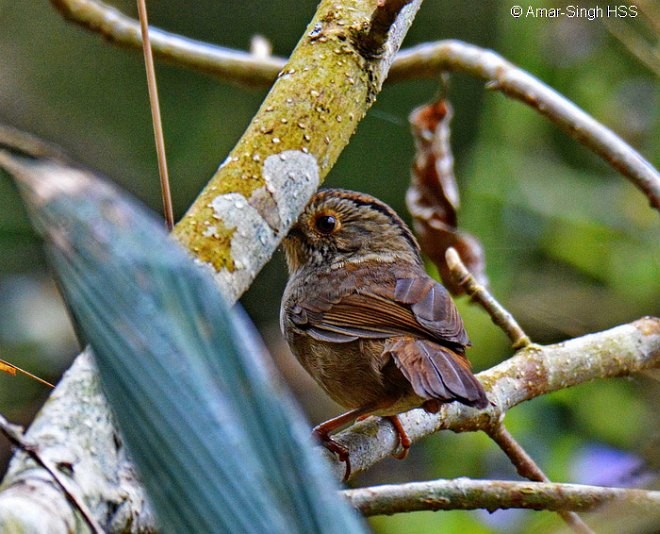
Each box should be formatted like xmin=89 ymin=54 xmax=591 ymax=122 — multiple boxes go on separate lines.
xmin=315 ymin=214 xmax=337 ymax=235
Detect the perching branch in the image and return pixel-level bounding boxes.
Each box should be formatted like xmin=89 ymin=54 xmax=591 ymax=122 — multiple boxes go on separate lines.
xmin=51 ymin=1 xmax=660 ymax=210
xmin=342 ymin=479 xmax=660 ymax=516
xmin=320 ymin=317 xmax=660 ymax=480
xmin=5 ymin=126 xmax=660 ymax=524
xmin=446 ymin=216 xmax=584 ymax=529
xmin=0 ymin=129 xmax=657 ymax=529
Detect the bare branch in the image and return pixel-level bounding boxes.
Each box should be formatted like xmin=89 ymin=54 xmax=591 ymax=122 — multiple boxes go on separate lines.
xmin=0 ymin=318 xmax=656 ymax=530
xmin=320 ymin=317 xmax=660 ymax=480
xmin=50 ymin=0 xmax=286 ymax=88
xmin=342 ymin=479 xmax=660 ymax=516
xmin=440 ymin=176 xmax=586 ymax=529
xmin=49 ymin=2 xmax=659 ymax=211
xmin=392 ymin=41 xmax=660 ymax=209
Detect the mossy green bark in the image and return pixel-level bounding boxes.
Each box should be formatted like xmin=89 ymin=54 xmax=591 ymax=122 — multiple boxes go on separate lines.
xmin=173 ymin=0 xmax=419 ymax=286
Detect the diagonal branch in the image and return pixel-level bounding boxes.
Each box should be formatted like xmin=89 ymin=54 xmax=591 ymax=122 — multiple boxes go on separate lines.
xmin=392 ymin=41 xmax=660 ymax=209
xmin=169 ymin=0 xmax=423 ymax=302
xmin=320 ymin=317 xmax=660 ymax=480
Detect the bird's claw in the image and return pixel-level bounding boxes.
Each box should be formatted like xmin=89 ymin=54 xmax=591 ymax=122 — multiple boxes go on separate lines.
xmin=312 ymin=428 xmax=352 ymax=481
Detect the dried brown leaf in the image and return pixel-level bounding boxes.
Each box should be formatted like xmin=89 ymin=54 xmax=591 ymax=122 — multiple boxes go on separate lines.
xmin=0 ymin=360 xmax=17 ymax=377
xmin=406 ymin=98 xmax=488 ymax=295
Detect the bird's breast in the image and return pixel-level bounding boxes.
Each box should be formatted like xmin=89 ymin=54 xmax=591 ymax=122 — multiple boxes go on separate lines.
xmin=285 ymin=332 xmax=410 ymax=410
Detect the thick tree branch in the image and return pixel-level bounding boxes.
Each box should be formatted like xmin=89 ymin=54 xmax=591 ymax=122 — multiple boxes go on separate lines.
xmin=320 ymin=317 xmax=660 ymax=480
xmin=342 ymin=479 xmax=660 ymax=516
xmin=50 ymin=2 xmax=659 ymax=210
xmin=170 ymin=0 xmax=422 ymax=302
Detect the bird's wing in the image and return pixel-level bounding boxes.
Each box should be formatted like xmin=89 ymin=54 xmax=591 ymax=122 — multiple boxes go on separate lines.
xmin=288 ymin=272 xmax=469 ymax=347
xmin=287 ymin=270 xmax=486 ymax=406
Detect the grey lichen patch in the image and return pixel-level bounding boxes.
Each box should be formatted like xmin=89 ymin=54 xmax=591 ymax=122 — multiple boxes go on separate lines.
xmin=209 ymin=193 xmax=275 ymax=300
xmin=262 ymin=150 xmax=320 ymax=231
xmin=209 ymin=150 xmax=319 ymax=299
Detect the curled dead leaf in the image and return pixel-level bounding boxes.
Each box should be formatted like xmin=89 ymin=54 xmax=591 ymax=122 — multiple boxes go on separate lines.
xmin=407 ymin=98 xmax=488 ymax=295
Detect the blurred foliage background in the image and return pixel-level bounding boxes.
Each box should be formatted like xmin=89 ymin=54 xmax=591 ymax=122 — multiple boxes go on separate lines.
xmin=0 ymin=0 xmax=658 ymax=532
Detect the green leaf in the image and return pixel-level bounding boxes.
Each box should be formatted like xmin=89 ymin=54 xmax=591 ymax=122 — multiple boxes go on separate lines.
xmin=2 ymin=148 xmax=365 ymax=533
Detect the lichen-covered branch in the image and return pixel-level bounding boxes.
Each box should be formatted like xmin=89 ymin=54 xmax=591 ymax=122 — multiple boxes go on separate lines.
xmin=0 ymin=350 xmax=155 ymax=533
xmin=50 ymin=0 xmax=424 ymax=302
xmin=321 ymin=317 xmax=660 ymax=480
xmin=0 ymin=412 xmax=103 ymax=533
xmin=50 ymin=1 xmax=659 ymax=212
xmin=342 ymin=479 xmax=660 ymax=516
xmin=171 ymin=0 xmax=423 ymax=302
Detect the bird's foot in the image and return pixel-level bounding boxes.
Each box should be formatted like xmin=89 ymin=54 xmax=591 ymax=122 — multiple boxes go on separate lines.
xmin=387 ymin=415 xmax=411 ymax=460
xmin=312 ymin=426 xmax=352 ymax=481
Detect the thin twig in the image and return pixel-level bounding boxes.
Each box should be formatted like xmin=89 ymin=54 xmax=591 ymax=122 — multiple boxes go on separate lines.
xmin=342 ymin=479 xmax=660 ymax=516
xmin=0 ymin=358 xmax=54 ymax=388
xmin=445 ymin=247 xmax=531 ymax=349
xmin=136 ymin=0 xmax=174 ymax=230
xmin=486 ymin=422 xmax=593 ymax=534
xmin=50 ymin=0 xmax=286 ymax=87
xmin=0 ymin=414 xmax=104 ymax=534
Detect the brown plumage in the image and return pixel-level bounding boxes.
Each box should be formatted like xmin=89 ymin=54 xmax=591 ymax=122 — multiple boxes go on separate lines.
xmin=281 ymin=189 xmax=487 ymax=477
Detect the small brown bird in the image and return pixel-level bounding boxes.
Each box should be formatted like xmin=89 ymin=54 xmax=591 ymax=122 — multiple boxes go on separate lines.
xmin=280 ymin=189 xmax=487 ymax=477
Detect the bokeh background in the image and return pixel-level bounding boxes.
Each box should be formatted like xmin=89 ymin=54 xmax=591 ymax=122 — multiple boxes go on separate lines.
xmin=0 ymin=1 xmax=658 ymax=532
